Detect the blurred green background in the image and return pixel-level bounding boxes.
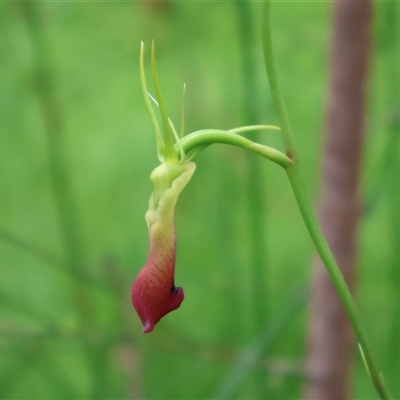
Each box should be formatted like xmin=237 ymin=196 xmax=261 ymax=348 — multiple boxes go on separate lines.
xmin=1 ymin=1 xmax=399 ymax=399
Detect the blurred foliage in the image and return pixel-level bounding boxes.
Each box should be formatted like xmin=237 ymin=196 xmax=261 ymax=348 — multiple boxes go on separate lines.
xmin=0 ymin=1 xmax=399 ymax=399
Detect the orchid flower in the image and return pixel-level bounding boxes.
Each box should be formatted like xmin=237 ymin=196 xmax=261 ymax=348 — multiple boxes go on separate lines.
xmin=132 ymin=41 xmax=283 ymax=333
xmin=131 ymin=42 xmax=196 ymax=333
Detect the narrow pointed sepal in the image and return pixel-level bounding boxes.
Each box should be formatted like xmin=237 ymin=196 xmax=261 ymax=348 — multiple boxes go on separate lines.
xmin=132 ymin=162 xmax=195 ymax=333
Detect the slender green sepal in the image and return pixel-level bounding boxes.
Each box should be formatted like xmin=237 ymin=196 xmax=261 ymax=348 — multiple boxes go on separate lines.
xmin=148 ymin=92 xmax=186 ymax=162
xmin=168 ymin=115 xmax=185 ymax=162
xmin=148 ymin=93 xmax=179 ymax=138
xmin=140 ymin=42 xmax=164 ymax=161
xmin=150 ymin=41 xmax=177 ymax=162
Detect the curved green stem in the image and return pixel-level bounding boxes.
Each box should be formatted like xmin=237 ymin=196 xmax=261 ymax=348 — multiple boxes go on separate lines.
xmin=262 ymin=1 xmax=391 ymax=398
xmin=180 ymin=125 xmax=389 ymax=399
xmin=180 ymin=130 xmax=291 ymax=169
xmin=228 ymin=125 xmax=279 ymax=135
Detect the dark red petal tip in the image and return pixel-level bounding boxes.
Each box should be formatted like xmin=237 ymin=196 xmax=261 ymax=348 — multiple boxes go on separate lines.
xmin=131 ymin=265 xmax=184 ymax=333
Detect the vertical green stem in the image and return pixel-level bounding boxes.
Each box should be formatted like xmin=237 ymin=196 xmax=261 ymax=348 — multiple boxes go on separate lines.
xmin=236 ymin=1 xmax=269 ymax=397
xmin=386 ymin=127 xmax=400 ymax=398
xmin=21 ymin=3 xmax=99 ymax=398
xmin=379 ymin=2 xmax=400 ymax=395
xmin=262 ymin=1 xmax=391 ymax=398
xmin=262 ymin=1 xmax=295 ymax=160
xmin=21 ymin=1 xmax=92 ymax=326
xmin=286 ymin=165 xmax=389 ymax=399
xmin=236 ymin=0 xmax=269 ymax=324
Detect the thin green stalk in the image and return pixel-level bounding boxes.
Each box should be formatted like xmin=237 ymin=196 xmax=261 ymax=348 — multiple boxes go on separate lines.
xmin=21 ymin=3 xmax=100 ymax=398
xmin=181 ymin=110 xmax=389 ymax=400
xmin=286 ymin=165 xmax=389 ymax=399
xmin=386 ymin=128 xmax=400 ymax=397
xmin=21 ymin=2 xmax=93 ymax=323
xmin=262 ymin=1 xmax=391 ymax=398
xmin=180 ymin=126 xmax=391 ymax=400
xmin=236 ymin=0 xmax=269 ymax=331
xmin=262 ymin=2 xmax=295 ymax=160
xmin=379 ymin=2 xmax=400 ymax=394
xmin=236 ymin=1 xmax=269 ymax=396
xmin=179 ymin=3 xmax=393 ymax=399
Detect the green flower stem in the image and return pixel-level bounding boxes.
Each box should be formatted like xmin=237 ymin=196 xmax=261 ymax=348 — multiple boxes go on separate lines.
xmin=180 ymin=126 xmax=383 ymax=396
xmin=180 ymin=126 xmax=390 ymax=399
xmin=262 ymin=1 xmax=295 ymax=160
xmin=287 ymin=164 xmax=390 ymax=399
xmin=21 ymin=2 xmax=93 ymax=324
xmin=180 ymin=130 xmax=291 ymax=168
xmin=262 ymin=1 xmax=391 ymax=398
xmin=22 ymin=4 xmax=100 ymax=397
xmin=236 ymin=9 xmax=270 ymax=392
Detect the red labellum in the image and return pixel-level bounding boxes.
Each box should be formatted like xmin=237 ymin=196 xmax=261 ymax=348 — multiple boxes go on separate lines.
xmin=131 ymin=236 xmax=184 ymax=333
